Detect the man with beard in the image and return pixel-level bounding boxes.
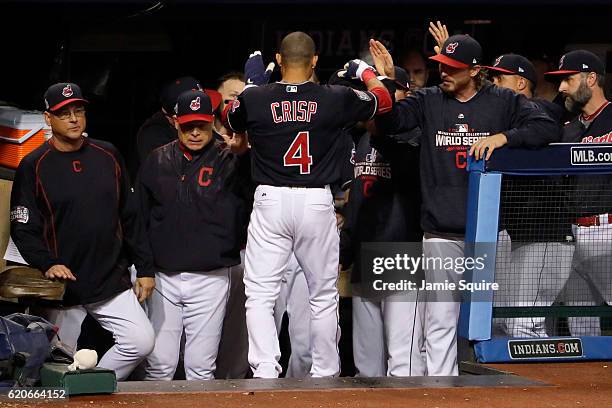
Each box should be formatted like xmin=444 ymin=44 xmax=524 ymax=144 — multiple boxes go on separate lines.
xmin=545 ymin=50 xmax=612 ymax=336
xmin=370 ymin=35 xmax=559 ymax=376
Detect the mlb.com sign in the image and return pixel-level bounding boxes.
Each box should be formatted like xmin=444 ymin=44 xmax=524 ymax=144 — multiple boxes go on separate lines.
xmin=571 ymin=145 xmax=612 ymax=165
xmin=508 ymin=338 xmax=583 ymax=360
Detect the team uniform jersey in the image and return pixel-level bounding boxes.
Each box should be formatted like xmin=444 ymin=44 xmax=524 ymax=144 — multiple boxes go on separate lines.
xmin=10 ymin=138 xmax=153 ymax=306
xmin=340 ymin=128 xmax=421 ymax=283
xmin=375 ymin=82 xmax=559 ymax=235
xmin=562 ymin=101 xmax=612 ymax=218
xmin=225 ymin=81 xmax=379 ymax=187
xmin=136 ymin=140 xmax=250 ymax=272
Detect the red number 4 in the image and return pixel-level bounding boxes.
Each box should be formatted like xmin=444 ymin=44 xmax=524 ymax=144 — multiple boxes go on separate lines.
xmin=283 ymin=131 xmax=313 ymax=174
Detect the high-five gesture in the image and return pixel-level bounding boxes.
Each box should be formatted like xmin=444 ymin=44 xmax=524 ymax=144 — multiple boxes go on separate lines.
xmin=369 ymin=39 xmax=395 ymax=79
xmin=428 ymin=21 xmax=449 ymax=55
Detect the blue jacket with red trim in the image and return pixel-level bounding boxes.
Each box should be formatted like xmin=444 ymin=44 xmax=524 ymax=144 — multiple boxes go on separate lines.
xmin=10 ymin=138 xmax=153 ymax=306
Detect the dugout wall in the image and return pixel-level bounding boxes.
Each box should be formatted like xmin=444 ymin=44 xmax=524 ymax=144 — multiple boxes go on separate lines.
xmin=460 ymin=143 xmax=612 ymax=362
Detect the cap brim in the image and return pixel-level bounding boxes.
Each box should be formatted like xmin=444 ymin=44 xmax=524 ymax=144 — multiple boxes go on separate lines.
xmin=205 ymin=89 xmax=222 ymax=110
xmin=48 ymin=98 xmax=88 ymax=112
xmin=483 ymin=66 xmax=516 ymax=75
xmin=429 ymin=54 xmax=469 ymax=69
xmin=177 ymin=114 xmax=214 ymax=124
xmin=544 ymin=70 xmax=580 ymax=77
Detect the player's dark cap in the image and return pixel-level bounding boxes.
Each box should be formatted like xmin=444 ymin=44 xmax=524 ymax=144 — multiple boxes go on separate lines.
xmin=484 ymin=54 xmax=537 ymax=85
xmin=175 ymin=89 xmax=225 ymax=125
xmin=44 ymin=82 xmax=88 ymax=112
xmin=545 ymin=50 xmax=605 ymax=78
xmin=393 ymin=66 xmax=410 ymax=90
xmin=160 ymin=76 xmax=203 ymax=115
xmin=429 ymin=35 xmax=482 ymax=69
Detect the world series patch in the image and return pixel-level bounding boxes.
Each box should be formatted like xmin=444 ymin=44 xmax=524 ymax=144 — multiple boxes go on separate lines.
xmin=351 ymin=89 xmax=372 ymax=101
xmin=10 ymin=206 xmax=29 ymax=224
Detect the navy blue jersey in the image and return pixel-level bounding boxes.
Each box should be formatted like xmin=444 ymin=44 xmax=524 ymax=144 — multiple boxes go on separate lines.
xmin=340 ymin=128 xmax=421 ymax=282
xmin=226 ymin=81 xmax=378 ymax=187
xmin=10 ymin=138 xmax=153 ymax=306
xmin=136 ymin=140 xmax=251 ymax=272
xmin=376 ymin=82 xmax=559 ymax=235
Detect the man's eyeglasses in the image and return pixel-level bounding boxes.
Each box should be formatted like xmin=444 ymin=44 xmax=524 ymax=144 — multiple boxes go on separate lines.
xmin=52 ymin=107 xmax=86 ymax=120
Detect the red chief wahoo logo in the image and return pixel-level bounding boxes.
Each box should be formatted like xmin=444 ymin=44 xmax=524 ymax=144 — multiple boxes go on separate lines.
xmin=62 ymin=85 xmax=73 ymax=98
xmin=190 ymin=97 xmax=201 ymax=111
xmin=445 ymin=42 xmax=459 ymax=54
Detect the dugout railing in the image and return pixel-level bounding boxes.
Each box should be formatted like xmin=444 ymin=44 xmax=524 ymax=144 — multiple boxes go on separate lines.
xmin=460 ymin=143 xmax=612 ymax=362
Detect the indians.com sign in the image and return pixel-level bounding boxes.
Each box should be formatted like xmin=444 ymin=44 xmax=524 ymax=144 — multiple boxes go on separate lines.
xmin=508 ymin=338 xmax=583 ymax=360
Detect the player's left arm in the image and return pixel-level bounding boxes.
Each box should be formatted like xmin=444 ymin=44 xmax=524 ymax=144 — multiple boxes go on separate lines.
xmin=114 ymin=147 xmax=156 ymax=301
xmin=470 ymin=94 xmax=560 ymax=160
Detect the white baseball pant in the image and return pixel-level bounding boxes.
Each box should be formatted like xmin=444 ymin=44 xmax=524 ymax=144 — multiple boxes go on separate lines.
xmin=144 ymin=268 xmax=230 ymax=380
xmin=215 ymin=260 xmax=250 ymax=379
xmin=244 ymin=185 xmax=340 ymax=378
xmin=421 ymin=235 xmax=463 ymax=376
xmin=562 ymin=222 xmax=612 ymax=336
xmin=352 ymin=287 xmax=425 ymax=377
xmin=493 ymin=229 xmax=574 ymax=338
xmin=43 ymin=288 xmax=155 ymax=381
xmin=274 ymin=254 xmax=312 ymax=378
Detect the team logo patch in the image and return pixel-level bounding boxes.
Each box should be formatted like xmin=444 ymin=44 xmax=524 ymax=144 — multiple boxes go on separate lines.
xmin=62 ymin=84 xmax=73 ymax=98
xmin=190 ymin=97 xmax=201 ymax=111
xmin=286 ymin=85 xmax=298 ymax=93
xmin=518 ymin=67 xmax=525 ymax=73
xmin=230 ymin=99 xmax=240 ymax=113
xmin=493 ymin=56 xmax=503 ymax=66
xmin=351 ymin=89 xmax=371 ymax=101
xmin=582 ymin=64 xmax=589 ymax=69
xmin=445 ymin=42 xmax=459 ymax=54
xmin=559 ymin=55 xmax=566 ymax=69
xmin=10 ymin=206 xmax=29 ymax=224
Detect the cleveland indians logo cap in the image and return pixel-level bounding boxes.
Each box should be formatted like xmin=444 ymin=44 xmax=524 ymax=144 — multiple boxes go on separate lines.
xmin=430 ymin=34 xmax=482 ymax=69
xmin=484 ymin=54 xmax=537 ymax=86
xmin=43 ymin=82 xmax=88 ymax=112
xmin=545 ymin=50 xmax=605 ymax=78
xmin=175 ymin=89 xmax=222 ymax=124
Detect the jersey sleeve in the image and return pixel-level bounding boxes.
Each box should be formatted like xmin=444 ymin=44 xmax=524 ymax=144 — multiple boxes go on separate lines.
xmin=503 ymin=93 xmax=561 ymax=147
xmin=223 ymin=94 xmax=249 ymax=134
xmin=374 ymin=91 xmax=424 ymax=136
xmin=115 ymin=147 xmax=155 ymax=278
xmin=341 ymin=86 xmax=379 ymax=123
xmin=10 ymin=159 xmax=59 ymax=272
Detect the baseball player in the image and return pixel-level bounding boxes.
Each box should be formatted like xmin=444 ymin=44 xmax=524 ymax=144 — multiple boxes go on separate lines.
xmin=223 ymin=31 xmax=392 ymax=378
xmin=484 ymin=54 xmax=571 ymax=338
xmin=337 ymin=67 xmax=426 ymax=376
xmin=371 ymin=36 xmax=559 ymax=375
xmin=546 ymin=50 xmax=612 ymax=336
xmin=10 ymin=82 xmax=155 ymax=380
xmin=136 ymin=89 xmax=250 ymax=380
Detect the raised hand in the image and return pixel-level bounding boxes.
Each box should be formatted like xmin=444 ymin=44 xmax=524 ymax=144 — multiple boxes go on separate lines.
xmin=338 ymin=59 xmax=375 ymax=81
xmin=244 ymin=51 xmax=275 ymax=87
xmin=429 ymin=21 xmax=449 ymax=55
xmin=369 ymin=39 xmax=395 ymax=78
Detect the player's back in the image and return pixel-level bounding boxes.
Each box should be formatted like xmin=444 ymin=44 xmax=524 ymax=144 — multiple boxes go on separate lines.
xmin=236 ymin=81 xmax=376 ymax=187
